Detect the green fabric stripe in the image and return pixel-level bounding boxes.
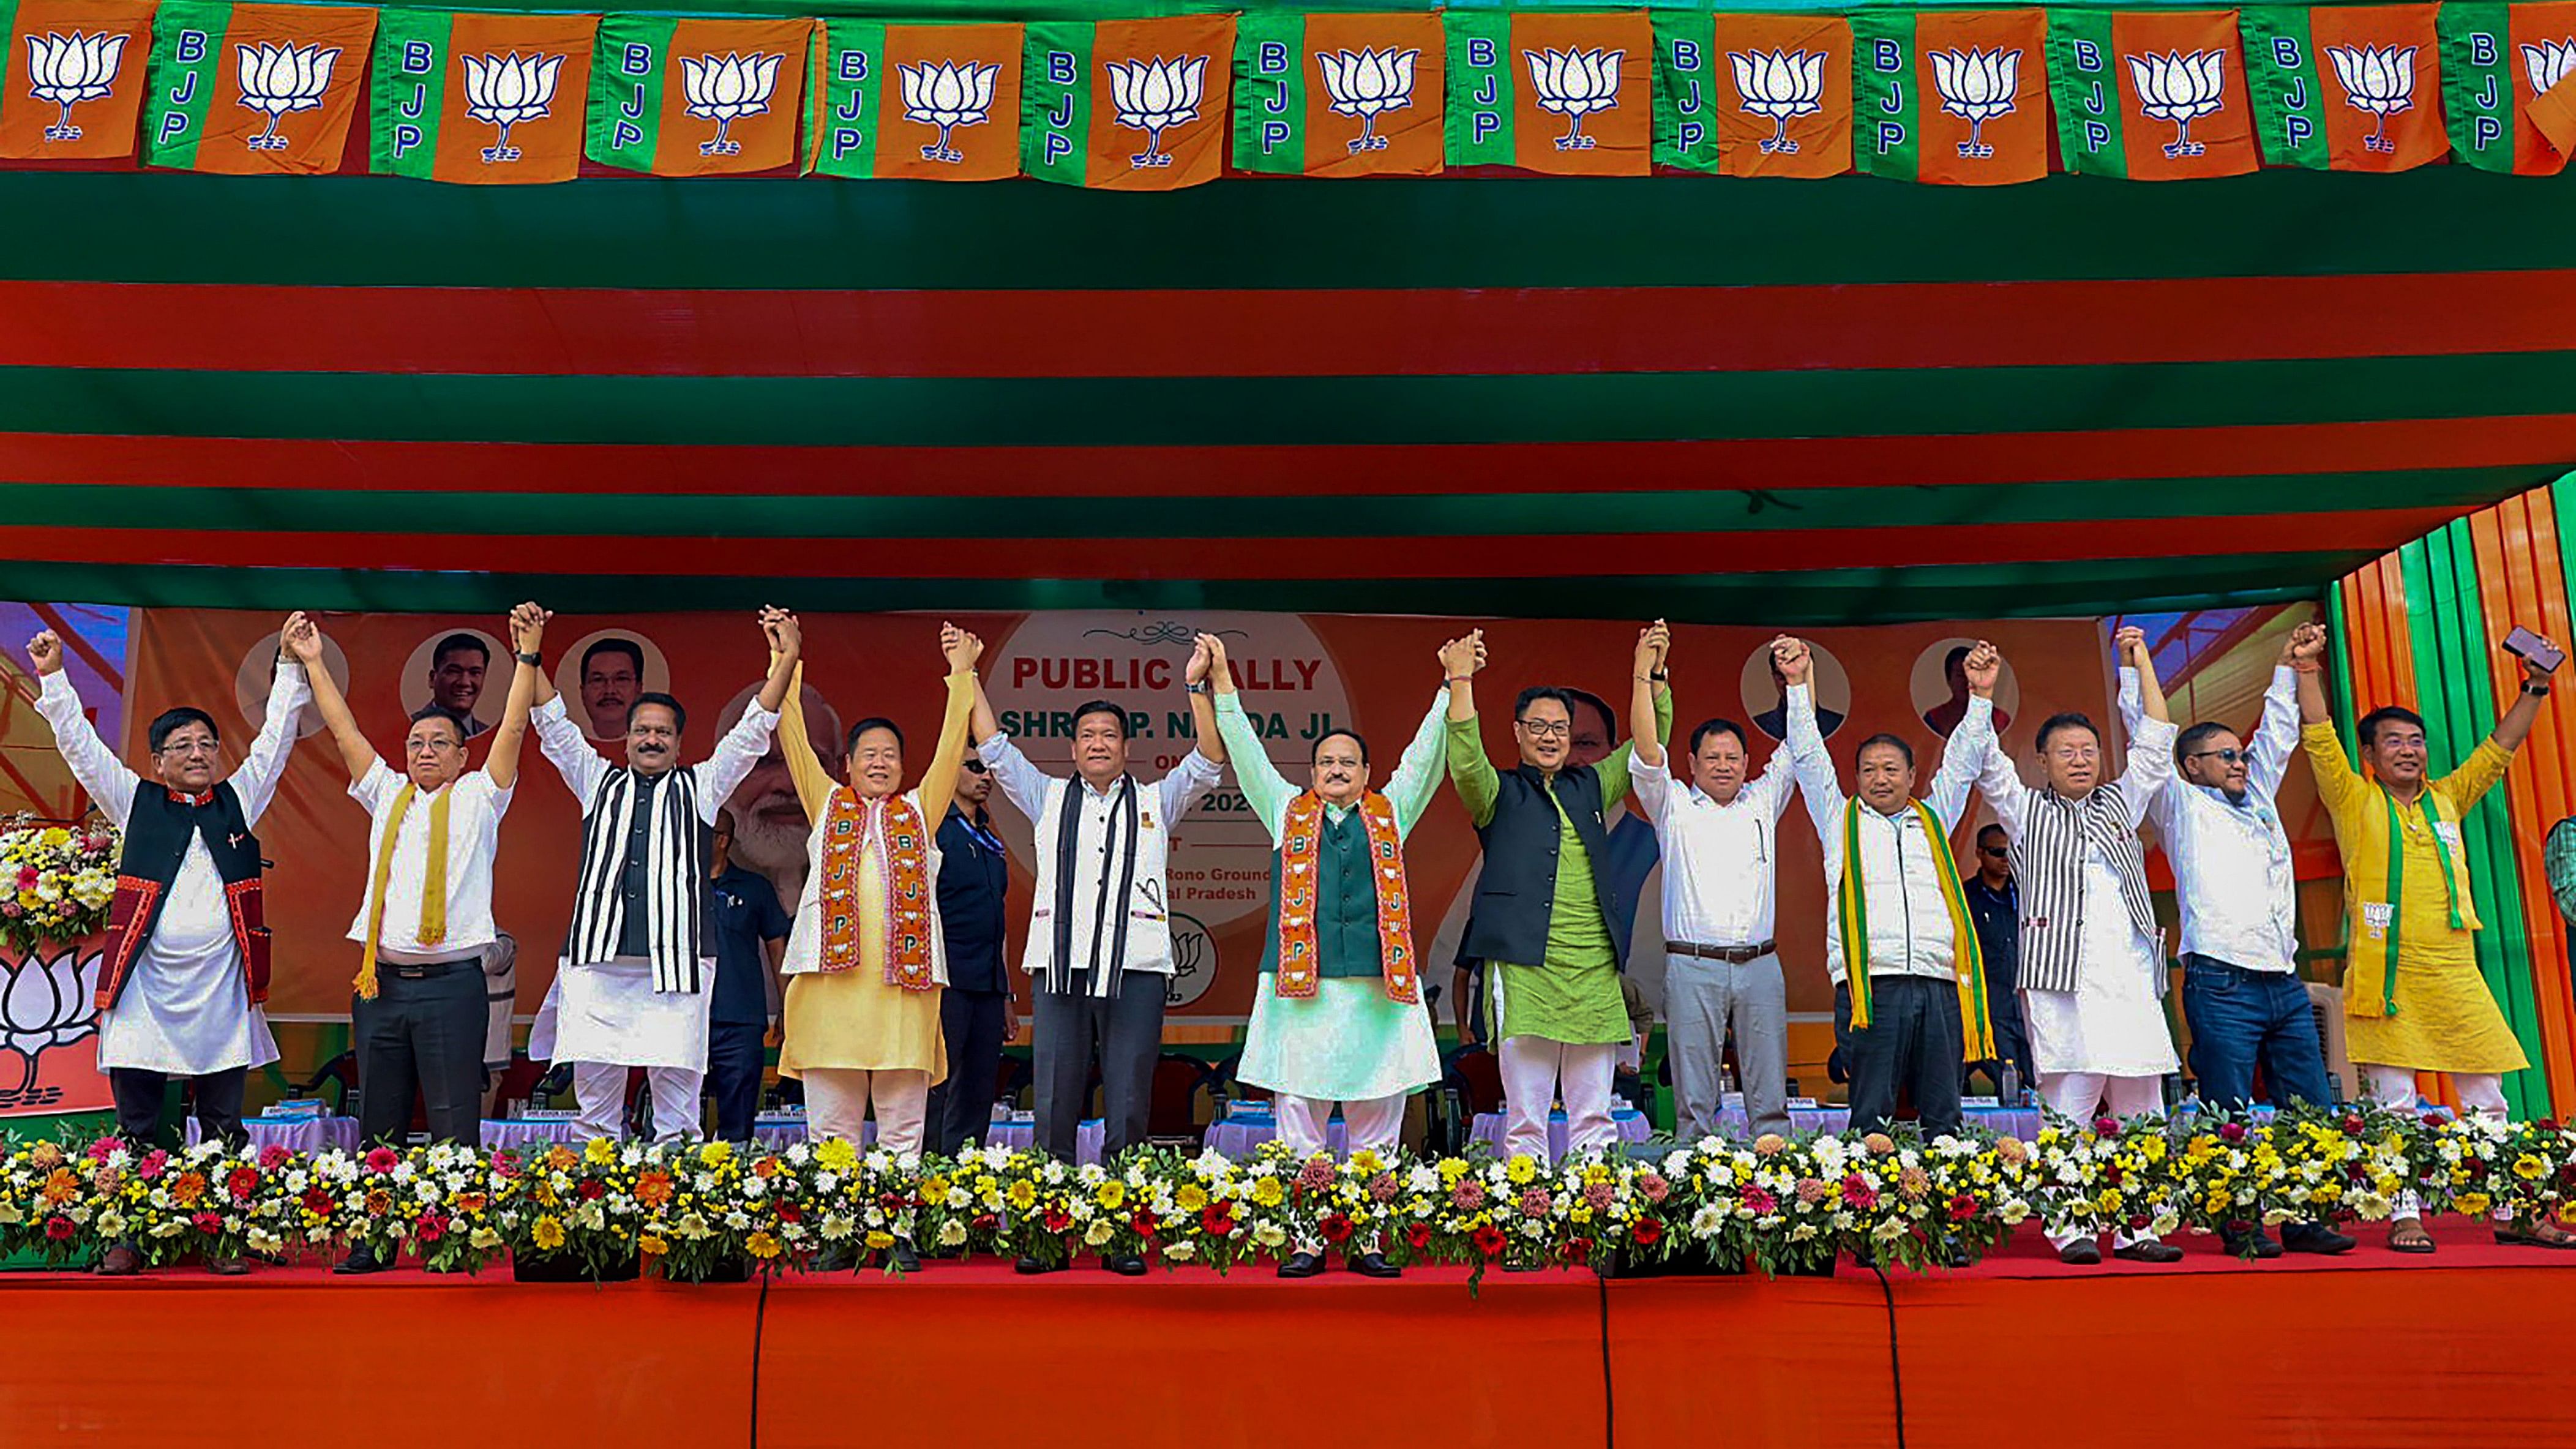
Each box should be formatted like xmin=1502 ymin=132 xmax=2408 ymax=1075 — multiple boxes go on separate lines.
xmin=1442 ymin=10 xmax=1510 ymax=165
xmin=2438 ymin=3 xmax=2517 ymax=174
xmin=2241 ymin=8 xmax=2329 ymax=171
xmin=807 ymin=18 xmax=888 ymax=177
xmin=1850 ymin=10 xmax=1919 ymax=181
xmin=18 ymin=169 xmax=2576 ymax=289
xmin=1020 ymin=20 xmax=1092 ymax=184
xmin=586 ymin=15 xmax=674 ymax=171
xmin=1651 ymin=12 xmax=1719 ymax=173
xmin=139 ymin=0 xmax=230 ymax=171
xmin=0 ymin=468 xmax=2534 ymax=538
xmin=372 ymin=8 xmax=454 ymax=179
xmin=2328 ymin=578 xmax=2361 ymax=749
xmin=7 ymin=356 xmax=2575 ymax=445
xmin=2045 ymin=9 xmax=2123 ymax=178
xmin=1232 ymin=12 xmax=1306 ymax=175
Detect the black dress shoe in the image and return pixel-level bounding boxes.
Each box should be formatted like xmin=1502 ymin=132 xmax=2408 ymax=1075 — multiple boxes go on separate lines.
xmin=205 ymin=1254 xmax=252 ymax=1276
xmin=2221 ymin=1230 xmax=2284 ymax=1260
xmin=814 ymin=1245 xmax=859 ymax=1274
xmin=1013 ymin=1254 xmax=1066 ymax=1275
xmin=333 ymin=1246 xmax=394 ymax=1276
xmin=2056 ymin=1240 xmax=2102 ymax=1266
xmin=1105 ymin=1252 xmax=1148 ymax=1277
xmin=1348 ymin=1252 xmax=1402 ymax=1279
xmin=2112 ymin=1241 xmax=2184 ymax=1264
xmin=2282 ymin=1222 xmax=2356 ymax=1255
xmin=1277 ymin=1251 xmax=1326 ymax=1279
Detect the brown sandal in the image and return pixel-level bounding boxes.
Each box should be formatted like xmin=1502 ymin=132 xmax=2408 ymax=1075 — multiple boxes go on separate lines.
xmin=2495 ymin=1220 xmax=2576 ymax=1250
xmin=2387 ymin=1219 xmax=2436 ymax=1255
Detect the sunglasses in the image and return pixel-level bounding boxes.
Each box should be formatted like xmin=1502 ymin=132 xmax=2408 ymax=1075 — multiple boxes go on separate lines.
xmin=1979 ymin=845 xmax=2009 ymax=857
xmin=2187 ymin=747 xmax=2245 ymax=764
xmin=961 ymin=760 xmax=991 ymax=775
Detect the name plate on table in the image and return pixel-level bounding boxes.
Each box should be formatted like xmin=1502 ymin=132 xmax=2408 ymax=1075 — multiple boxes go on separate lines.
xmin=1788 ymin=1098 xmax=1819 ymax=1109
xmin=517 ymin=1109 xmax=577 ymax=1120
xmin=1962 ymin=1096 xmax=2001 ymax=1108
xmin=260 ymin=1104 xmax=327 ymax=1121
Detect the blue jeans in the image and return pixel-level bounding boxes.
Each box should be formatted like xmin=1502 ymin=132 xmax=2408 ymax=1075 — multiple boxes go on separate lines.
xmin=2181 ymin=956 xmax=2334 ymax=1110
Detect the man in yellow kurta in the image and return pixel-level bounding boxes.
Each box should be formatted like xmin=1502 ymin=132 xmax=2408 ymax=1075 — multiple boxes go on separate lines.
xmin=2294 ymin=624 xmax=2574 ymax=1252
xmin=773 ymin=622 xmax=980 ymax=1243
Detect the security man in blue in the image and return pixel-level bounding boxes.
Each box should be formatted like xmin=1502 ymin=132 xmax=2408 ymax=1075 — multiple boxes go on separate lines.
xmin=706 ymin=807 xmax=790 ymax=1140
xmin=928 ymin=748 xmax=1015 ymax=1156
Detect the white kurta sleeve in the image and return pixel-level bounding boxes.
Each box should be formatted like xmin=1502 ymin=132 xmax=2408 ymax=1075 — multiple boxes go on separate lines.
xmin=692 ymin=699 xmax=779 ymax=823
xmin=230 ymin=657 xmax=310 ymax=825
xmin=976 ymin=730 xmax=1052 ymax=823
xmin=34 ymin=670 xmax=138 ymax=823
xmin=531 ymin=694 xmax=611 ymax=811
xmin=1158 ymin=744 xmax=1225 ymax=825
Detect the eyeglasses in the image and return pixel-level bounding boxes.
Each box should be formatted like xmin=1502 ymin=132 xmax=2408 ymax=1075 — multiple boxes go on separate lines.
xmin=961 ymin=760 xmax=991 ymax=775
xmin=1979 ymin=845 xmax=2009 ymax=857
xmin=2187 ymin=747 xmax=2245 ymax=764
xmin=1516 ymin=719 xmax=1570 ymax=739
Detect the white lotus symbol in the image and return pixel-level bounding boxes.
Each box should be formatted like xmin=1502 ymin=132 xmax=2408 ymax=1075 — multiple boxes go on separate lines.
xmin=2324 ymin=43 xmax=2417 ymax=153
xmin=680 ymin=51 xmax=784 ymax=157
xmin=1104 ymin=54 xmax=1207 ymax=170
xmin=236 ymin=41 xmax=341 ymax=152
xmin=1928 ymin=45 xmax=2021 ymax=158
xmin=1526 ymin=46 xmax=1623 ymax=152
xmin=2125 ymin=48 xmax=2226 ymax=159
xmin=0 ymin=948 xmax=100 ymax=1109
xmin=459 ymin=51 xmax=561 ymax=164
xmin=24 ymin=30 xmax=129 ymax=143
xmin=1316 ymin=45 xmax=1418 ymax=154
xmin=898 ymin=59 xmax=999 ymax=164
xmin=2524 ymin=39 xmax=2576 ymax=99
xmin=1729 ymin=48 xmax=1825 ymax=154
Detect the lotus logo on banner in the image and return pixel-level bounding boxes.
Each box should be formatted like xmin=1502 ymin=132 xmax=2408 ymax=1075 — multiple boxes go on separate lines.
xmin=897 ymin=59 xmax=999 ymax=163
xmin=1104 ymin=53 xmax=1206 ymax=168
xmin=25 ymin=30 xmax=130 ymax=141
xmin=2324 ymin=43 xmax=2417 ymax=152
xmin=1316 ymin=45 xmax=1417 ymax=153
xmin=680 ymin=50 xmax=784 ymax=156
xmin=1927 ymin=45 xmax=2020 ymax=158
xmin=2125 ymin=48 xmax=2226 ymax=157
xmin=0 ymin=949 xmax=101 ymax=1110
xmin=459 ymin=50 xmax=561 ymax=163
xmin=2525 ymin=37 xmax=2576 ymax=97
xmin=1728 ymin=48 xmax=1826 ymax=153
xmin=236 ymin=40 xmax=340 ymax=151
xmin=1526 ymin=45 xmax=1621 ymax=151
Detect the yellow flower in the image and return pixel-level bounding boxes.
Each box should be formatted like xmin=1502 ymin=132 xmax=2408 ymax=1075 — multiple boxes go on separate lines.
xmin=1006 ymin=1180 xmax=1038 ymax=1210
xmin=700 ymin=1140 xmax=735 ymax=1167
xmin=814 ymin=1138 xmax=858 ymax=1174
xmin=1505 ymin=1156 xmax=1538 ymax=1186
xmin=1096 ymin=1180 xmax=1127 ymax=1210
xmin=747 ymin=1230 xmax=781 ymax=1259
xmin=922 ymin=1174 xmax=953 ymax=1201
xmin=583 ymin=1137 xmax=615 ymax=1165
xmin=1250 ymin=1178 xmax=1284 ymax=1208
xmin=639 ymin=1234 xmax=668 ymax=1256
xmin=533 ymin=1216 xmax=566 ymax=1251
xmin=2457 ymin=1193 xmax=2493 ymax=1216
xmin=1175 ymin=1185 xmax=1208 ymax=1213
xmin=2514 ymin=1155 xmax=2548 ymax=1181
xmin=865 ymin=1230 xmax=896 ymax=1251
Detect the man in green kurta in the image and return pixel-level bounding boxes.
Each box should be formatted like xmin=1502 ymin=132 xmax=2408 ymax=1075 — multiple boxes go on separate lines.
xmin=1445 ymin=625 xmax=1671 ymax=1163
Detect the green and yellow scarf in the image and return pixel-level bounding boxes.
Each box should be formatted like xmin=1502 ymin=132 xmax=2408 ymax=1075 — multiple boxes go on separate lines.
xmin=1837 ymin=799 xmax=1995 ymax=1060
xmin=2366 ymin=784 xmax=2477 ymax=1017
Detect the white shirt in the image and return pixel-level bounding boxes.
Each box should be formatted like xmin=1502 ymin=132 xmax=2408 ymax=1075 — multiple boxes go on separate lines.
xmin=2121 ymin=664 xmax=2301 ymax=973
xmin=979 ymin=732 xmax=1222 ymax=977
xmin=37 ymin=661 xmax=305 ymax=1075
xmin=1788 ymin=685 xmax=1994 ymax=983
xmin=530 ymin=694 xmax=777 ymax=826
xmin=1630 ymin=743 xmax=1797 ymax=949
xmin=343 ymin=760 xmax=514 ymax=959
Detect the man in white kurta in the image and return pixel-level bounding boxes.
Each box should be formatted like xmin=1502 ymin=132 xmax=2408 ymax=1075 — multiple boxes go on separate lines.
xmin=527 ymin=610 xmax=798 ymax=1142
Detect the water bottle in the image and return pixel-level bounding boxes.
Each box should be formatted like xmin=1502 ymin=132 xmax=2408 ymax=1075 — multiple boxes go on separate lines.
xmin=1719 ymin=1065 xmax=1739 ymax=1096
xmin=1999 ymin=1066 xmax=2023 ymax=1107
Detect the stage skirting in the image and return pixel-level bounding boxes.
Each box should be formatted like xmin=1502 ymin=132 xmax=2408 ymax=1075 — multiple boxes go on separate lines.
xmin=6 ymin=1222 xmax=2572 ymax=1447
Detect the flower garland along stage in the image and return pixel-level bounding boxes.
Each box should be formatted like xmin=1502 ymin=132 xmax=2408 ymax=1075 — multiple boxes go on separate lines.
xmin=7 ymin=0 xmax=2576 ymax=185
xmin=6 ymin=1106 xmax=2575 ymax=1282
xmin=0 ymin=817 xmax=118 ymax=956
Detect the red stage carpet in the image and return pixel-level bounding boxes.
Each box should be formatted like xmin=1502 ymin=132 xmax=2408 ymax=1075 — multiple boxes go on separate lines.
xmin=5 ymin=1219 xmax=2571 ymax=1447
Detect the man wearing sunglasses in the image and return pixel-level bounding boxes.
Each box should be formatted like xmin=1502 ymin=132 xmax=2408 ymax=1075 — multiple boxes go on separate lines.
xmin=1961 ymin=825 xmax=2035 ymax=1097
xmin=2120 ymin=620 xmax=2353 ymax=1259
xmin=926 ymin=747 xmax=1016 ymax=1158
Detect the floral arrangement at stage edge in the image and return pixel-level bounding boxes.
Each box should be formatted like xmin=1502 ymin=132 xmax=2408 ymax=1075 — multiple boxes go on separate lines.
xmin=0 ymin=815 xmax=118 ymax=954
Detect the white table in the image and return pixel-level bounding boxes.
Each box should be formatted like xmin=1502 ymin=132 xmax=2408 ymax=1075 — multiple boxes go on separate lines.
xmin=1204 ymin=1114 xmax=1347 ymax=1159
xmin=483 ymin=1114 xmax=1105 ymax=1164
xmin=1469 ymin=1108 xmax=1653 ymax=1163
xmin=187 ymin=1115 xmax=362 ymax=1153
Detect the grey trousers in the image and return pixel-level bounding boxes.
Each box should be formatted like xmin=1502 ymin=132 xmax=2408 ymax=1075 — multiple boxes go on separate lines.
xmin=1032 ymin=970 xmax=1166 ymax=1162
xmin=353 ymin=959 xmax=488 ymax=1148
xmin=1666 ymin=951 xmax=1789 ymax=1142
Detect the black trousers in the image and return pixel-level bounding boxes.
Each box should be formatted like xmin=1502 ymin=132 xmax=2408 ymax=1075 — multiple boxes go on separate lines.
xmin=707 ymin=1019 xmax=768 ymax=1142
xmin=1836 ymin=976 xmax=1965 ymax=1138
xmin=353 ymin=959 xmax=487 ymax=1147
xmin=928 ymin=987 xmax=1009 ymax=1157
xmin=110 ymin=1065 xmax=246 ymax=1149
xmin=1033 ymin=972 xmax=1164 ymax=1161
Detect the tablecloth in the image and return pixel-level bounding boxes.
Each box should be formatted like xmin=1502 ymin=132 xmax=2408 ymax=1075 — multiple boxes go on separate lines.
xmin=186 ymin=1115 xmax=362 ymax=1153
xmin=1468 ymin=1109 xmax=1652 ymax=1163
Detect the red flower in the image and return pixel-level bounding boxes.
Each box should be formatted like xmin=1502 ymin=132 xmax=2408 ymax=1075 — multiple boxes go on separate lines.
xmin=1946 ymin=1193 xmax=1980 ymax=1223
xmin=1406 ymin=1221 xmax=1435 ymax=1251
xmin=137 ymin=1148 xmax=168 ymax=1180
xmin=1129 ymin=1210 xmax=1158 ymax=1239
xmin=227 ymin=1167 xmax=260 ymax=1202
xmin=302 ymin=1187 xmax=335 ymax=1216
xmin=2104 ymin=1164 xmax=2124 ymax=1188
xmin=1842 ymin=1174 xmax=1879 ymax=1211
xmin=1631 ymin=1218 xmax=1664 ymax=1246
xmin=2342 ymin=1114 xmax=2366 ymax=1136
xmin=1469 ymin=1224 xmax=1507 ymax=1257
xmin=2093 ymin=1116 xmax=2121 ymax=1136
xmin=2219 ymin=1122 xmax=2247 ymax=1144
xmin=364 ymin=1147 xmax=400 ymax=1174
xmin=415 ymin=1211 xmax=448 ymax=1243
xmin=577 ymin=1180 xmax=606 ymax=1201
xmin=1559 ymin=1236 xmax=1593 ymax=1263
xmin=190 ymin=1211 xmax=222 ymax=1235
xmin=1199 ymin=1205 xmax=1235 ymax=1237
xmin=2126 ymin=1215 xmax=2149 ymax=1232
xmin=258 ymin=1144 xmax=290 ymax=1170
xmin=1742 ymin=1186 xmax=1777 ymax=1215
xmin=1319 ymin=1213 xmax=1354 ymax=1244
xmin=972 ymin=1213 xmax=1000 ymax=1232
xmin=84 ymin=1135 xmax=119 ymax=1163
xmin=1041 ymin=1210 xmax=1072 ymax=1234
xmin=777 ymin=1203 xmax=804 ymax=1224
xmin=44 ymin=1216 xmax=75 ymax=1241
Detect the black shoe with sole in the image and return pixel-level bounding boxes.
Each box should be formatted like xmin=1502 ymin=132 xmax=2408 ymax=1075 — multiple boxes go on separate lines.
xmin=2281 ymin=1222 xmax=2356 ymax=1256
xmin=1276 ymin=1251 xmax=1325 ymax=1279
xmin=2111 ymin=1241 xmax=2184 ymax=1264
xmin=1105 ymin=1252 xmax=1148 ymax=1277
xmin=2220 ymin=1230 xmax=2284 ymax=1260
xmin=1348 ymin=1252 xmax=1402 ymax=1279
xmin=334 ymin=1245 xmax=394 ymax=1276
xmin=2056 ymin=1240 xmax=2103 ymax=1266
xmin=1014 ymin=1254 xmax=1067 ymax=1275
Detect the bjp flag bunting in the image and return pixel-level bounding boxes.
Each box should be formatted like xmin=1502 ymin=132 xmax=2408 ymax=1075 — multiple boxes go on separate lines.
xmin=2047 ymin=8 xmax=2257 ymax=178
xmin=1 ymin=0 xmax=153 ymax=160
xmin=369 ymin=10 xmax=597 ymax=184
xmin=2441 ymin=0 xmax=2576 ymax=173
xmin=139 ymin=1 xmax=376 ymax=173
xmin=1713 ymin=13 xmax=1852 ymax=176
xmin=1447 ymin=10 xmax=1652 ymax=175
xmin=1022 ymin=15 xmax=1234 ymax=189
xmin=585 ymin=15 xmax=811 ymax=176
xmin=1851 ymin=8 xmax=2050 ymax=184
xmin=804 ymin=20 xmax=1022 ymax=180
xmin=1232 ymin=10 xmax=1443 ymax=177
xmin=2244 ymin=3 xmax=2444 ymax=170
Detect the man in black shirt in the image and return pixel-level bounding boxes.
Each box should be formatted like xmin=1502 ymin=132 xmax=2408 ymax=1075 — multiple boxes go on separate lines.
xmin=1960 ymin=823 xmax=2034 ymax=1096
xmin=706 ymin=807 xmax=790 ymax=1140
xmin=927 ymin=748 xmax=1015 ymax=1156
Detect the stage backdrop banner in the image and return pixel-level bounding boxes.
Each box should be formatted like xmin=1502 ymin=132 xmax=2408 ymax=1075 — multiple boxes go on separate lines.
xmin=111 ymin=608 xmax=2120 ymax=1024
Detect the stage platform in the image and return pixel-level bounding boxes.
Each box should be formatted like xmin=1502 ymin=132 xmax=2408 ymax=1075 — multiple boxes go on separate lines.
xmin=7 ymin=1218 xmax=2572 ymax=1447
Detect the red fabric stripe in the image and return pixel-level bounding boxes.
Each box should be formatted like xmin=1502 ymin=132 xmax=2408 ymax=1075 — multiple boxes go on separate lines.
xmin=0 ymin=509 xmax=2460 ymax=577
xmin=4 ymin=418 xmax=2572 ymax=496
xmin=7 ymin=274 xmax=2576 ymax=376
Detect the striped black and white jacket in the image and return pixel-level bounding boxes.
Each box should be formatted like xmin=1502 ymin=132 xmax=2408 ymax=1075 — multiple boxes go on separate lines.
xmin=1974 ymin=713 xmax=2178 ymax=996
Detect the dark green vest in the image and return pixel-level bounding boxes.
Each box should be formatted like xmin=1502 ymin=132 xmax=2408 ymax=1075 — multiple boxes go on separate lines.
xmin=1257 ymin=807 xmax=1388 ymax=980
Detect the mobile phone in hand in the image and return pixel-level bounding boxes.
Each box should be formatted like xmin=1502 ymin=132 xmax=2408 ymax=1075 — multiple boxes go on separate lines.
xmin=2505 ymin=627 xmax=2566 ymax=675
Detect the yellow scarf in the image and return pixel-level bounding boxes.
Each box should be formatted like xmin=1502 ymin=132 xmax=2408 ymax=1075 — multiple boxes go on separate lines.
xmin=1836 ymin=799 xmax=1994 ymax=1060
xmin=354 ymin=780 xmax=451 ymax=1000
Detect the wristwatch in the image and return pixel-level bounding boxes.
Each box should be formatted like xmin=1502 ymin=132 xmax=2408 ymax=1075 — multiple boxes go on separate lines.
xmin=2526 ymin=682 xmax=2553 ymax=698
xmin=1186 ymin=681 xmax=1211 ymax=695
xmin=516 ymin=651 xmax=542 ymax=666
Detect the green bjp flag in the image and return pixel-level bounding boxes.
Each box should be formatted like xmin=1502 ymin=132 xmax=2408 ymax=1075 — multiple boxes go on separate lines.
xmin=370 ymin=9 xmax=597 ymax=184
xmin=1233 ymin=10 xmax=1443 ymax=176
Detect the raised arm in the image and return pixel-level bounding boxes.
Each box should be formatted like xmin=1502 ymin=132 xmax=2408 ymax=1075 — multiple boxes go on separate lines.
xmin=24 ymin=630 xmax=139 ymax=822
xmin=694 ymin=610 xmax=795 ymax=818
xmin=1950 ymin=642 xmax=2026 ymax=839
xmin=2242 ymin=625 xmax=2311 ymax=803
xmin=1439 ymin=632 xmax=1500 ymax=828
xmin=2490 ymin=627 xmax=2564 ymax=754
xmin=1778 ymin=638 xmax=1847 ymax=838
xmin=771 ymin=661 xmax=834 ymax=822
xmin=230 ymin=624 xmax=312 ymax=825
xmin=1598 ymin=621 xmax=1672 ymax=809
xmin=2290 ymin=624 xmax=2365 ymax=815
xmin=1926 ymin=642 xmax=2001 ymax=833
xmin=915 ymin=624 xmax=982 ymax=820
xmin=2110 ymin=628 xmax=2177 ymax=829
xmin=283 ymin=611 xmax=379 ymax=785
xmin=484 ymin=605 xmax=546 ymax=793
xmin=1208 ymin=635 xmax=1292 ymax=842
xmin=1385 ymin=691 xmax=1451 ymax=837
xmin=1630 ymin=619 xmax=1669 ymax=771
xmin=1184 ymin=634 xmax=1225 ymax=769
